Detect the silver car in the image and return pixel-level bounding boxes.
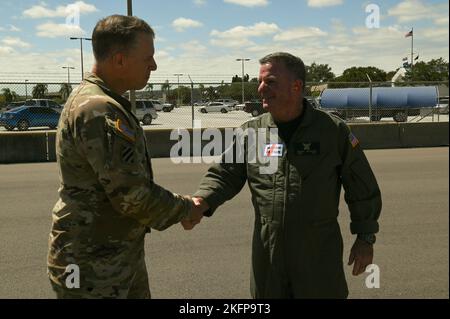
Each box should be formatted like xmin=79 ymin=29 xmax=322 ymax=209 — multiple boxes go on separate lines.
xmin=199 ymin=102 xmax=232 ymax=113
xmin=135 ymin=100 xmax=158 ymax=125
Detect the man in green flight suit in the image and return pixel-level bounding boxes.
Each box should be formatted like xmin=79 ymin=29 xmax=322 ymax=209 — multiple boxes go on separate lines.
xmin=47 ymin=15 xmax=202 ymax=299
xmin=191 ymin=52 xmax=382 ymax=298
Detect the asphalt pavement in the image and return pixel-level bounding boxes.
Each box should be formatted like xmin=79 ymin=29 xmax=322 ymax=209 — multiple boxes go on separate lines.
xmin=0 ymin=147 xmax=448 ymax=299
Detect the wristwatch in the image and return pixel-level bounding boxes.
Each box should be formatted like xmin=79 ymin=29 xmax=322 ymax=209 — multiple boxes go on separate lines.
xmin=357 ymin=233 xmax=376 ymax=244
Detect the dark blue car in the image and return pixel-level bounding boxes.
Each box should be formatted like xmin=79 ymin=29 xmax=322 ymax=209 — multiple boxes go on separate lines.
xmin=0 ymin=106 xmax=60 ymax=131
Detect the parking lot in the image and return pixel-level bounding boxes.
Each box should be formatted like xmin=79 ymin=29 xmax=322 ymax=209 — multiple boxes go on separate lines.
xmin=0 ymin=105 xmax=448 ymax=132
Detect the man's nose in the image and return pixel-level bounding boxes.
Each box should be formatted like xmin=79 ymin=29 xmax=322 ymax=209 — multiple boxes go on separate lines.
xmin=258 ymin=82 xmax=266 ymax=95
xmin=150 ymin=58 xmax=157 ymax=71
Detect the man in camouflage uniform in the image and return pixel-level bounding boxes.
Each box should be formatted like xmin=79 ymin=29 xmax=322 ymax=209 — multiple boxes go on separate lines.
xmin=47 ymin=15 xmax=202 ymax=299
xmin=192 ymin=53 xmax=382 ymax=298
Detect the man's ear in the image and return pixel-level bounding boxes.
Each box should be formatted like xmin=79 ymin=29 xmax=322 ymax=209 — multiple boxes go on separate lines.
xmin=111 ymin=52 xmax=126 ymax=70
xmin=292 ymin=79 xmax=303 ymax=93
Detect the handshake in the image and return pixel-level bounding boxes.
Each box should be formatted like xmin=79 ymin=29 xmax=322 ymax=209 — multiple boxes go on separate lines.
xmin=181 ymin=197 xmax=210 ymax=230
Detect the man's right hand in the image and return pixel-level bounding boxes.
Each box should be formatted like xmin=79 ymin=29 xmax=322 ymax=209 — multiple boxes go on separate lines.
xmin=181 ymin=197 xmax=209 ymax=230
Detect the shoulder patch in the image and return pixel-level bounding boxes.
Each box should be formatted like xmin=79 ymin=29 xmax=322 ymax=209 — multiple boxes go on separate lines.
xmin=349 ymin=132 xmax=359 ymax=148
xmin=115 ymin=119 xmax=136 ymax=143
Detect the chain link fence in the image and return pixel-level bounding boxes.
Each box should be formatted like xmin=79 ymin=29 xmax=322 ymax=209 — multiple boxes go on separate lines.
xmin=0 ymin=81 xmax=448 ymax=131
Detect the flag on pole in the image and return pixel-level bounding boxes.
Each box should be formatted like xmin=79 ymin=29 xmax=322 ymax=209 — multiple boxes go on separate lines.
xmin=414 ymin=55 xmax=419 ymax=61
xmin=405 ymin=30 xmax=413 ymax=37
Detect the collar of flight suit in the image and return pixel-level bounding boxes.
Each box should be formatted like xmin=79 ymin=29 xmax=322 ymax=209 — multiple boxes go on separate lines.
xmin=266 ymin=98 xmax=314 ymax=130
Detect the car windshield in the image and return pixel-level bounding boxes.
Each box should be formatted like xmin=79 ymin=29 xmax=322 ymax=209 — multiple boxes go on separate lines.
xmin=8 ymin=106 xmax=28 ymax=113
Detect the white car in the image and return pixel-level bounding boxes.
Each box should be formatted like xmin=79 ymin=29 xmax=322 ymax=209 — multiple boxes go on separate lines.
xmin=135 ymin=100 xmax=158 ymax=125
xmin=150 ymin=100 xmax=174 ymax=112
xmin=199 ymin=102 xmax=232 ymax=113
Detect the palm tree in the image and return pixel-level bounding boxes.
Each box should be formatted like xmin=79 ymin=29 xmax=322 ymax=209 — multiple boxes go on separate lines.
xmin=1 ymin=88 xmax=13 ymax=103
xmin=59 ymin=83 xmax=72 ymax=101
xmin=32 ymin=84 xmax=48 ymax=98
xmin=145 ymin=83 xmax=154 ymax=98
xmin=161 ymin=80 xmax=171 ymax=102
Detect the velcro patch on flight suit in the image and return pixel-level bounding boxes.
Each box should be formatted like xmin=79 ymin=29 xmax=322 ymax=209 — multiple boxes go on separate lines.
xmin=115 ymin=119 xmax=136 ymax=143
xmin=264 ymin=144 xmax=284 ymax=157
xmin=349 ymin=132 xmax=359 ymax=148
xmin=295 ymin=142 xmax=320 ymax=156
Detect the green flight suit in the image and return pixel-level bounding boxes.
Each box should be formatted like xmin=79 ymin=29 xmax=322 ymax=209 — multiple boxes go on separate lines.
xmin=48 ymin=73 xmax=192 ymax=298
xmin=194 ymin=100 xmax=382 ymax=299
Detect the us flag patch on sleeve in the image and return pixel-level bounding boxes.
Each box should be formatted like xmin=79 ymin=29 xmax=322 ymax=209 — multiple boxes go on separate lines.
xmin=349 ymin=132 xmax=359 ymax=148
xmin=115 ymin=119 xmax=136 ymax=143
xmin=264 ymin=144 xmax=284 ymax=157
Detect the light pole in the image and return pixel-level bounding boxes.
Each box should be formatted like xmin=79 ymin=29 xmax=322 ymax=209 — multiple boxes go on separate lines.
xmin=62 ymin=66 xmax=75 ymax=85
xmin=25 ymin=79 xmax=28 ymax=101
xmin=174 ymin=73 xmax=183 ymax=107
xmin=236 ymin=58 xmax=250 ymax=104
xmin=70 ymin=37 xmax=92 ymax=80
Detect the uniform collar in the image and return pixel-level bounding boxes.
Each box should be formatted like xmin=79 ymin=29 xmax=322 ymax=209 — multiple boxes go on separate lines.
xmin=83 ymin=72 xmax=132 ymax=112
xmin=267 ymin=98 xmax=314 ymax=128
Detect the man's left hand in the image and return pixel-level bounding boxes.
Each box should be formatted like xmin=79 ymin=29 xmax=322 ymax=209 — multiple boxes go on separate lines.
xmin=347 ymin=238 xmax=374 ymax=276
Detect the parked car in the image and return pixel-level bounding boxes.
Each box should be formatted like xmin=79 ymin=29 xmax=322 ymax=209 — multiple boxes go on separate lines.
xmin=22 ymin=99 xmax=63 ymax=112
xmin=135 ymin=100 xmax=158 ymax=125
xmin=215 ymin=99 xmax=239 ymax=108
xmin=5 ymin=101 xmax=26 ymax=111
xmin=198 ymin=102 xmax=232 ymax=113
xmin=243 ymin=100 xmax=266 ymax=117
xmin=0 ymin=106 xmax=60 ymax=131
xmin=150 ymin=100 xmax=174 ymax=112
xmin=435 ymin=97 xmax=449 ymax=114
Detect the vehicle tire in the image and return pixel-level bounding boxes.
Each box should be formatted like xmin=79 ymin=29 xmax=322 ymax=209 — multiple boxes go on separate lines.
xmin=370 ymin=115 xmax=381 ymax=121
xmin=142 ymin=114 xmax=153 ymax=125
xmin=393 ymin=112 xmax=407 ymax=122
xmin=201 ymin=108 xmax=207 ymax=113
xmin=17 ymin=120 xmax=29 ymax=131
xmin=163 ymin=107 xmax=170 ymax=112
xmin=251 ymin=110 xmax=260 ymax=117
xmin=221 ymin=108 xmax=228 ymax=113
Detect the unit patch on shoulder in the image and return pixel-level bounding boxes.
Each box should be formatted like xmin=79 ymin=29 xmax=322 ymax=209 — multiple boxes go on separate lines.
xmin=115 ymin=119 xmax=136 ymax=143
xmin=349 ymin=132 xmax=359 ymax=148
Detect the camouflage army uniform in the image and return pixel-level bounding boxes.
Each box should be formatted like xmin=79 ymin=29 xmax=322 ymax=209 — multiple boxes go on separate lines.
xmin=194 ymin=100 xmax=382 ymax=298
xmin=48 ymin=73 xmax=192 ymax=299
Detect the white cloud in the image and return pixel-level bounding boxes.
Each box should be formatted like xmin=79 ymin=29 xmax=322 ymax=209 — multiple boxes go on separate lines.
xmin=307 ymin=0 xmax=343 ymax=8
xmin=274 ymin=27 xmax=327 ymax=41
xmin=434 ymin=16 xmax=449 ymax=26
xmin=36 ymin=22 xmax=85 ymax=38
xmin=194 ymin=0 xmax=207 ymax=6
xmin=211 ymin=22 xmax=279 ymax=39
xmin=388 ymin=0 xmax=448 ymax=23
xmin=172 ymin=18 xmax=203 ymax=32
xmin=0 ymin=46 xmax=15 ymax=55
xmin=9 ymin=25 xmax=21 ymax=32
xmin=223 ymin=0 xmax=269 ymax=7
xmin=23 ymin=1 xmax=97 ymax=19
xmin=180 ymin=40 xmax=208 ymax=56
xmin=210 ymin=37 xmax=255 ymax=48
xmin=2 ymin=37 xmax=31 ymax=48
xmin=0 ymin=27 xmax=4 ymax=31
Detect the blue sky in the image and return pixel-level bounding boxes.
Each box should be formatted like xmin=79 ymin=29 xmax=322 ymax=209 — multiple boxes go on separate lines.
xmin=0 ymin=0 xmax=448 ymax=83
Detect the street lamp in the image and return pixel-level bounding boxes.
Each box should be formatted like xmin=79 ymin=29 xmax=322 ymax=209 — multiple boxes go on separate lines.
xmin=174 ymin=73 xmax=183 ymax=107
xmin=25 ymin=79 xmax=28 ymax=101
xmin=70 ymin=37 xmax=92 ymax=80
xmin=62 ymin=66 xmax=75 ymax=85
xmin=236 ymin=58 xmax=250 ymax=104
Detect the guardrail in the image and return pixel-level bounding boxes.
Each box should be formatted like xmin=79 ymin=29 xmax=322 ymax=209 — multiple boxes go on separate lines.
xmin=0 ymin=122 xmax=448 ymax=164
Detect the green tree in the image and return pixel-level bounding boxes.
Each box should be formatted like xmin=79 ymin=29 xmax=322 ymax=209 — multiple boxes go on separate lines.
xmin=1 ymin=88 xmax=13 ymax=103
xmin=145 ymin=83 xmax=154 ymax=98
xmin=306 ymin=62 xmax=335 ymax=83
xmin=403 ymin=58 xmax=449 ymax=82
xmin=59 ymin=83 xmax=72 ymax=101
xmin=334 ymin=66 xmax=387 ymax=82
xmin=32 ymin=83 xmax=48 ymax=98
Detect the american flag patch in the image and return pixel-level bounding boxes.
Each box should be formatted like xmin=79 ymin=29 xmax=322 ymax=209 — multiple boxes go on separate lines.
xmin=264 ymin=144 xmax=283 ymax=157
xmin=115 ymin=119 xmax=135 ymax=143
xmin=349 ymin=132 xmax=359 ymax=148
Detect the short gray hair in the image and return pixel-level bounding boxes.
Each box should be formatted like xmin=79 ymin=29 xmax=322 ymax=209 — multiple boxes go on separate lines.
xmin=259 ymin=52 xmax=306 ymax=89
xmin=92 ymin=15 xmax=155 ymax=61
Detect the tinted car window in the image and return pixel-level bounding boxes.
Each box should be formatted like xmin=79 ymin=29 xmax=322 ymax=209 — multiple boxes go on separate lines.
xmin=136 ymin=101 xmax=145 ymax=109
xmin=25 ymin=100 xmax=34 ymax=106
xmin=48 ymin=101 xmax=59 ymax=108
xmin=39 ymin=100 xmax=46 ymax=106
